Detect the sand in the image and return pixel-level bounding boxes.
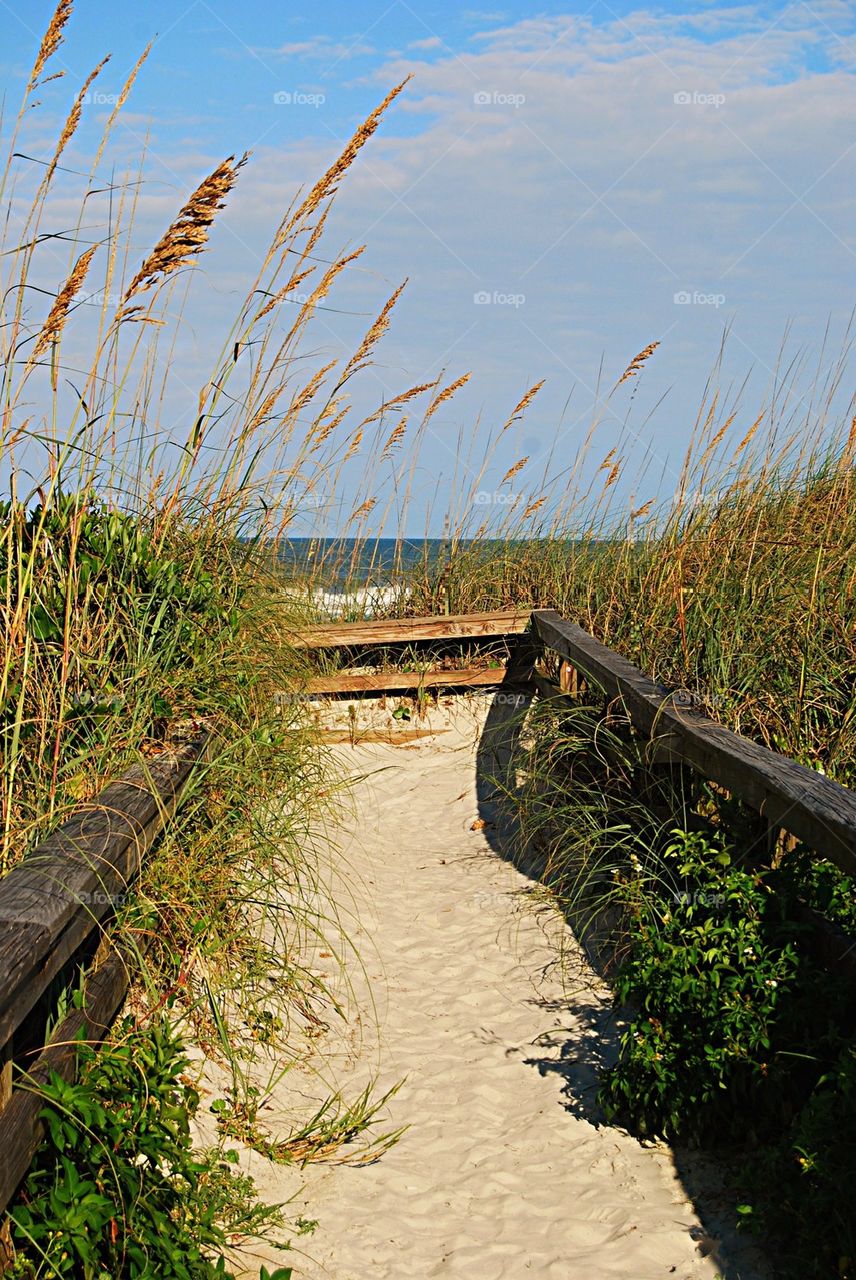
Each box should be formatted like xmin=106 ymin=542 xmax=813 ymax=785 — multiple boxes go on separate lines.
xmin=225 ymin=696 xmax=768 ymax=1280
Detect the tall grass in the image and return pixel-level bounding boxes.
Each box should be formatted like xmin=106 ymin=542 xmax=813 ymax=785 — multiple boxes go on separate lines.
xmin=0 ymin=5 xmax=431 ymax=1271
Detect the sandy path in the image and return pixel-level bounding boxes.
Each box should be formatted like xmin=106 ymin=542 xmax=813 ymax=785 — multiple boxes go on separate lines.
xmin=234 ymin=698 xmax=762 ymax=1280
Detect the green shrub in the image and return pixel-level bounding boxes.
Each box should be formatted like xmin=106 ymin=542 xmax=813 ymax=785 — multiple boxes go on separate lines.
xmin=9 ymin=1018 xmax=288 ymax=1279
xmin=598 ymin=829 xmax=849 ymax=1143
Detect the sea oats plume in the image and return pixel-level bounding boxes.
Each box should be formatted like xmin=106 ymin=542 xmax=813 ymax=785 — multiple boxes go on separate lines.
xmin=351 ymin=497 xmax=377 ymax=521
xmin=501 ymin=457 xmax=529 ymax=486
xmin=123 ymin=153 xmax=249 ymax=303
xmin=630 ymin=499 xmax=655 ymax=519
xmin=342 ymin=280 xmax=407 ymax=380
xmin=424 ymin=373 xmax=471 ymax=423
xmin=31 ymin=245 xmax=97 ymax=360
xmin=47 ymin=57 xmax=109 ymax=181
xmin=281 ymin=78 xmax=411 ymax=243
xmin=502 ymin=379 xmax=546 ymax=431
xmin=617 ymin=341 xmax=660 ymax=386
xmin=30 ymin=0 xmax=73 ymax=88
xmin=381 ymin=418 xmax=407 ymax=461
xmin=92 ymin=41 xmax=153 ymax=172
xmin=735 ymin=411 xmax=766 ymax=455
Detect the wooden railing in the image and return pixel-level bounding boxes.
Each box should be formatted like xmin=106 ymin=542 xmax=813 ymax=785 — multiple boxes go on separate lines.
xmin=0 ymin=729 xmax=210 ymax=1219
xmin=529 ymin=609 xmax=856 ymax=879
xmin=300 ymin=605 xmax=856 ymax=879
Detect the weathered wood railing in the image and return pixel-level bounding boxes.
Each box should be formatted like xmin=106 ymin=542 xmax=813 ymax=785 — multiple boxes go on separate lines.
xmin=529 ymin=609 xmax=856 ymax=879
xmin=302 ymin=603 xmax=856 ymax=879
xmin=0 ymin=728 xmax=210 ymax=1221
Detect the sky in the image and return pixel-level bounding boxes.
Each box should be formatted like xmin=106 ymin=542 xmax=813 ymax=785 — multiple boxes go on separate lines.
xmin=1 ymin=0 xmax=855 ymax=534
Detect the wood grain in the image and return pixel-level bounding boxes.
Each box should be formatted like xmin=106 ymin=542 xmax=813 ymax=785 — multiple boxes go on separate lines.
xmin=306 ymin=667 xmax=514 ymax=695
xmin=0 ymin=946 xmax=130 ymax=1213
xmin=0 ymin=733 xmax=211 ymax=1050
xmin=296 ymin=609 xmax=530 ymax=649
xmin=531 ymin=609 xmax=856 ymax=875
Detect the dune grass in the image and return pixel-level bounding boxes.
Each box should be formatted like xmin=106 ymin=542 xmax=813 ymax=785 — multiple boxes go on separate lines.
xmin=2 ymin=2 xmax=855 ymax=1275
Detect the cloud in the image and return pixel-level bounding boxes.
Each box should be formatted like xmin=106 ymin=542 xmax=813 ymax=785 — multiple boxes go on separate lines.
xmin=16 ymin=4 xmax=856 ymax=530
xmin=260 ymin=37 xmax=376 ymax=61
xmin=408 ymin=37 xmax=444 ymax=52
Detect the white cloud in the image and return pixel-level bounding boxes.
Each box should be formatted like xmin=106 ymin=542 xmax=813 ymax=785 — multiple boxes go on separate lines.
xmin=261 ymin=37 xmax=376 ymax=61
xmin=14 ymin=4 xmax=856 ymax=529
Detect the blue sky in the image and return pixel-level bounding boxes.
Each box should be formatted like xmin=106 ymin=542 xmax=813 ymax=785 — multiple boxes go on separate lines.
xmin=2 ymin=1 xmax=856 ymax=532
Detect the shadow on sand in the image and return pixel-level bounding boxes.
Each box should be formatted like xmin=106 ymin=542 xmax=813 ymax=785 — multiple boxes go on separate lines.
xmin=473 ymin=671 xmax=770 ymax=1280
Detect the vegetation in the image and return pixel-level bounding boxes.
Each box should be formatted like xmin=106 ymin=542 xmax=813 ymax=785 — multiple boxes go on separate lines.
xmin=9 ymin=1020 xmax=291 ymax=1279
xmin=0 ymin=3 xmax=418 ymax=1273
xmin=2 ymin=1 xmax=854 ymax=1276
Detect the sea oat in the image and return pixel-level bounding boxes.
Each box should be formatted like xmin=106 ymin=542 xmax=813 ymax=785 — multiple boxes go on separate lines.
xmin=604 ymin=461 xmax=622 ymax=488
xmin=309 ymin=405 xmax=351 ymax=453
xmin=501 ymin=379 xmax=545 ymax=431
xmin=47 ymin=57 xmax=109 ymax=181
xmin=701 ymin=412 xmax=737 ymax=463
xmin=630 ymin=499 xmax=655 ymax=519
xmin=123 ymin=153 xmax=249 ymax=303
xmin=341 ymin=280 xmax=407 ymax=379
xmin=351 ymin=497 xmax=377 ymax=521
xmin=735 ymin=411 xmax=765 ymax=455
xmin=343 ymin=426 xmax=364 ymax=461
xmin=360 ymin=381 xmax=438 ymax=427
xmin=255 ymin=265 xmax=315 ymax=323
xmin=31 ymin=246 xmax=97 ymax=360
xmin=501 ymin=457 xmax=529 ymax=485
xmin=300 ymin=249 xmax=366 ymax=317
xmin=30 ymin=0 xmax=73 ymax=87
xmin=381 ymin=418 xmax=407 ymax=461
xmin=280 ymin=79 xmax=411 ymax=243
xmin=92 ymin=42 xmax=153 ymax=172
xmin=424 ymin=373 xmax=471 ymax=423
xmin=523 ymin=497 xmax=547 ymax=519
xmin=289 ymin=361 xmax=337 ymax=420
xmin=617 ymin=341 xmax=660 ymax=386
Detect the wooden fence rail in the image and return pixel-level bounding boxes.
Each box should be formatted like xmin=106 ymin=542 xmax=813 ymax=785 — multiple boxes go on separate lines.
xmin=0 ymin=729 xmax=211 ymax=1220
xmin=300 ymin=606 xmax=856 ymax=877
xmin=529 ymin=609 xmax=856 ymax=878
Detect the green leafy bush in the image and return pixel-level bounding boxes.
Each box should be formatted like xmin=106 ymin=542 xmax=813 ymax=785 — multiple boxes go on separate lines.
xmin=9 ymin=1019 xmax=288 ymax=1279
xmin=598 ymin=829 xmax=849 ymax=1143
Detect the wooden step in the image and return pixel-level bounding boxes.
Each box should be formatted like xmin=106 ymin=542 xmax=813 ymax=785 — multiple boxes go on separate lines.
xmin=306 ymin=666 xmax=516 ymax=695
xmin=297 ymin=609 xmax=530 ymax=649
